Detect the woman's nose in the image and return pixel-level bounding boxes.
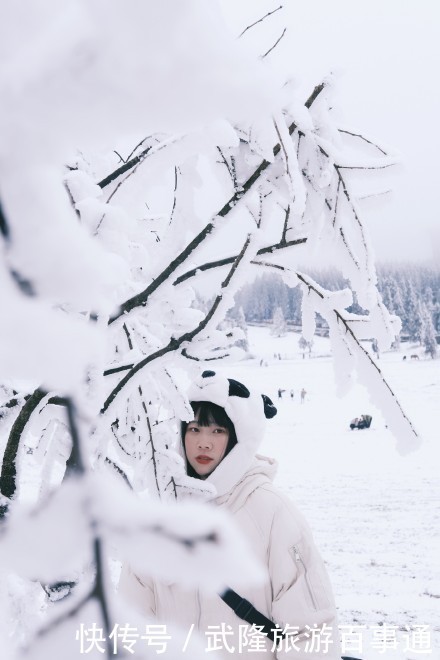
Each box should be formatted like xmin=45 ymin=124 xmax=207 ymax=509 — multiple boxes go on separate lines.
xmin=197 ymin=432 xmax=212 ymax=448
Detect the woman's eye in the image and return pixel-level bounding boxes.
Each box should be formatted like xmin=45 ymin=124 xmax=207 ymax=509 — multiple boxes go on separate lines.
xmin=213 ymin=428 xmax=226 ymax=433
xmin=188 ymin=426 xmax=199 ymax=432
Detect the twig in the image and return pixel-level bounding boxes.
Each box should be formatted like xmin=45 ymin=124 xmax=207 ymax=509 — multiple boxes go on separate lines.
xmin=169 ymin=166 xmax=178 ymax=226
xmin=173 ymin=237 xmax=306 ymax=285
xmin=104 ymin=457 xmax=131 ymax=489
xmin=139 ymin=386 xmax=161 ymax=497
xmin=113 ymin=151 xmax=126 ymax=164
xmin=181 ymin=349 xmax=230 ymax=362
xmin=217 ymin=147 xmax=238 ymax=191
xmin=165 ymin=476 xmax=178 ymax=500
xmin=334 ymin=164 xmax=370 ymax=266
xmin=281 ymin=205 xmax=291 ymax=244
xmin=104 ymin=364 xmax=134 ymax=376
xmin=239 ymin=5 xmax=283 ymax=38
xmin=97 ymin=146 xmax=153 ymax=189
xmin=125 ymin=135 xmax=159 ymax=162
xmin=337 ymin=163 xmax=394 ymax=171
xmin=332 ymin=179 xmax=341 ymax=227
xmin=123 ymin=323 xmax=133 ymax=350
xmin=262 ymin=27 xmax=287 ymax=58
xmin=338 ymin=129 xmax=388 ymax=156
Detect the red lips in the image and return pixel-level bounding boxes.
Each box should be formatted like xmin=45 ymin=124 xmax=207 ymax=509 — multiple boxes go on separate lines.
xmin=196 ymin=455 xmax=213 ymax=464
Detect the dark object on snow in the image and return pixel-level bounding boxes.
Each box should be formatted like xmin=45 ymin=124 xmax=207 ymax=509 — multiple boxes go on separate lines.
xmin=350 ymin=414 xmax=372 ymax=430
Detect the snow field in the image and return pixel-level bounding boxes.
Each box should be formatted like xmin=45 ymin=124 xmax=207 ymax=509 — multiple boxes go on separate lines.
xmin=221 ymin=326 xmax=440 ymax=657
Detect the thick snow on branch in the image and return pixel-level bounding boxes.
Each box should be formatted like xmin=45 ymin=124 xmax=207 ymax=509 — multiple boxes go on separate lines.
xmin=297 ymin=273 xmax=419 ymax=454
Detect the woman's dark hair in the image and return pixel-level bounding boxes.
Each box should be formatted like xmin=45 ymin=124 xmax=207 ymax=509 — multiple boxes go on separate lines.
xmin=181 ymin=401 xmax=237 ymax=479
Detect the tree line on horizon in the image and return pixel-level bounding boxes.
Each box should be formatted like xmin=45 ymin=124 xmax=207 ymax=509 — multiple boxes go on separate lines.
xmin=227 ymin=264 xmax=439 ymax=357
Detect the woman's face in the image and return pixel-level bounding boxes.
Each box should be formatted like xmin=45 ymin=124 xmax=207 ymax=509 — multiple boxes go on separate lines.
xmin=184 ymin=416 xmax=230 ymax=478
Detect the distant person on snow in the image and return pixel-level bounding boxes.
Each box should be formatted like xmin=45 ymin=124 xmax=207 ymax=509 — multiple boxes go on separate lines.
xmin=277 ymin=388 xmax=285 ymax=399
xmin=119 ymin=371 xmax=341 ymax=659
xmin=300 ymin=388 xmax=307 ymax=403
xmin=290 ymin=389 xmax=294 ymax=400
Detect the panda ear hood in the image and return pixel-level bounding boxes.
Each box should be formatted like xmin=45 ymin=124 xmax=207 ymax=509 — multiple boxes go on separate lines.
xmin=188 ymin=370 xmax=277 ymax=450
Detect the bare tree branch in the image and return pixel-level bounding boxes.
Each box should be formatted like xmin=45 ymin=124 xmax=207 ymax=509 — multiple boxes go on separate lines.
xmin=104 ymin=457 xmax=131 ymax=489
xmin=337 ymin=163 xmax=395 ymax=171
xmin=104 ymin=363 xmax=134 ymax=376
xmin=138 ymin=386 xmax=161 ymax=497
xmin=169 ymin=166 xmax=178 ymax=226
xmin=262 ymin=27 xmax=287 ymax=58
xmin=338 ymin=128 xmax=388 ymax=156
xmin=239 ymin=5 xmax=283 ymax=38
xmin=97 ymin=146 xmax=153 ymax=189
xmin=173 ymin=236 xmax=306 ymax=285
xmin=281 ymin=205 xmax=291 ymax=244
xmin=181 ymin=349 xmax=230 ymax=362
xmin=332 ymin=179 xmax=341 ymax=227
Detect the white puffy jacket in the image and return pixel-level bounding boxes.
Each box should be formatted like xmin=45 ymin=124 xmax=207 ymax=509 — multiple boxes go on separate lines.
xmin=119 ymin=454 xmax=341 ymax=659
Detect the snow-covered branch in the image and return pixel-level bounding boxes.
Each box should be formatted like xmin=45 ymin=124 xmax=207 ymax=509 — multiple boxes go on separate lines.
xmin=102 ymin=235 xmax=253 ymax=415
xmin=108 ymin=83 xmax=325 ymax=324
xmin=296 ymin=272 xmax=420 ymax=452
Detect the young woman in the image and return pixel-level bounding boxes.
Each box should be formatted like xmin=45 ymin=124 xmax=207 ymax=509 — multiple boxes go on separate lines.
xmin=119 ymin=370 xmax=341 ymax=658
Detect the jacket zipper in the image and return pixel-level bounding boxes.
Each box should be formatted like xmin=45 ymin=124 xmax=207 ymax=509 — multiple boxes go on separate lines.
xmin=292 ymin=545 xmax=318 ymax=610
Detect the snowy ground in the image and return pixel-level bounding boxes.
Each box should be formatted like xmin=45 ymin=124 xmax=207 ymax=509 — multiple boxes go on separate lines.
xmin=220 ymin=326 xmax=440 ymax=658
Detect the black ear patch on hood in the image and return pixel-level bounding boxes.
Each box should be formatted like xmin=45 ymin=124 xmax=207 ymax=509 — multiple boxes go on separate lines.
xmin=201 ymin=370 xmax=216 ymax=378
xmin=228 ymin=378 xmax=250 ymax=398
xmin=262 ymin=394 xmax=277 ymax=419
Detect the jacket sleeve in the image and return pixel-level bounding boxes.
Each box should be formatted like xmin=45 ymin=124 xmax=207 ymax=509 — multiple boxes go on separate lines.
xmin=118 ymin=563 xmax=156 ymax=619
xmin=265 ymin=490 xmax=341 ymax=659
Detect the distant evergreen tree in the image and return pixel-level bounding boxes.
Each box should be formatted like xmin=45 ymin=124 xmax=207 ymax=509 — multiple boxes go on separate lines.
xmin=271 ymin=306 xmax=287 ymax=337
xmin=421 ymin=303 xmax=437 ymax=358
xmin=432 ymin=301 xmax=440 ymax=333
xmin=390 ymin=277 xmax=405 ymax=320
xmin=233 ymin=306 xmax=249 ymax=352
xmin=405 ymin=282 xmax=421 ymax=340
xmin=423 ymin=285 xmax=434 ymax=310
xmin=298 ymin=335 xmax=313 ymax=358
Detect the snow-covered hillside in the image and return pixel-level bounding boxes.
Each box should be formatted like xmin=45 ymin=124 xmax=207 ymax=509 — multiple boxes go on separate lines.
xmin=220 ymin=325 xmax=440 ymax=658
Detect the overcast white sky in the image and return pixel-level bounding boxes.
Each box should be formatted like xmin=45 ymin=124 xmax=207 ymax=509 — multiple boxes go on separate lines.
xmin=220 ymin=0 xmax=440 ymax=265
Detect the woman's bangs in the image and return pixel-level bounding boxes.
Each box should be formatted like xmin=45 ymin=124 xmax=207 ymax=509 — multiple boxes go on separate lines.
xmin=191 ymin=401 xmax=231 ymax=429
